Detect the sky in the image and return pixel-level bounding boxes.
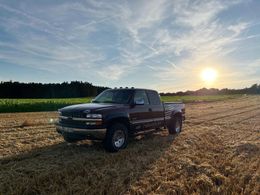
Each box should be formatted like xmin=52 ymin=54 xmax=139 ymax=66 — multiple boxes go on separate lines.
xmin=0 ymin=0 xmax=260 ymax=92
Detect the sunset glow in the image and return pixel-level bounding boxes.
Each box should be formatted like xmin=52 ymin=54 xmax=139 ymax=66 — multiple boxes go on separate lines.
xmin=201 ymin=68 xmax=218 ymax=83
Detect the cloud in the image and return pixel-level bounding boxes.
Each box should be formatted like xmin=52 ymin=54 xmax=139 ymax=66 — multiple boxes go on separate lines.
xmin=145 ymin=1 xmax=251 ymax=83
xmin=97 ymin=65 xmax=126 ymax=80
xmin=248 ymin=59 xmax=260 ymax=68
xmin=0 ymin=0 xmax=258 ymax=90
xmin=172 ymin=0 xmax=224 ymax=27
xmin=228 ymin=22 xmax=249 ymax=35
xmin=0 ymin=2 xmax=105 ymax=72
xmin=172 ymin=0 xmax=243 ymax=28
xmin=106 ymin=0 xmax=250 ymax=84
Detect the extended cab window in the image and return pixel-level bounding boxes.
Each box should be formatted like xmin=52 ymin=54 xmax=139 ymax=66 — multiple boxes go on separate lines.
xmin=147 ymin=91 xmax=161 ymax=105
xmin=134 ymin=90 xmax=149 ymax=105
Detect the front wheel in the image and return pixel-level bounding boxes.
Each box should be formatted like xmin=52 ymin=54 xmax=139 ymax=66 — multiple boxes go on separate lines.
xmin=103 ymin=123 xmax=128 ymax=152
xmin=168 ymin=116 xmax=182 ymax=134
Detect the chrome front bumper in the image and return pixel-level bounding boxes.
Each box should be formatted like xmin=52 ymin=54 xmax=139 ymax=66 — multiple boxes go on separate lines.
xmin=56 ymin=125 xmax=107 ymax=140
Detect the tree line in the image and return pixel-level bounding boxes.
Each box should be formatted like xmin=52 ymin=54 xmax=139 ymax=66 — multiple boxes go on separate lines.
xmin=0 ymin=81 xmax=108 ymax=98
xmin=0 ymin=81 xmax=259 ymax=98
xmin=160 ymin=84 xmax=260 ymax=96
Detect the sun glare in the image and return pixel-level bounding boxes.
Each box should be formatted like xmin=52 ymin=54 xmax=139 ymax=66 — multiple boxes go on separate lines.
xmin=201 ymin=68 xmax=218 ymax=83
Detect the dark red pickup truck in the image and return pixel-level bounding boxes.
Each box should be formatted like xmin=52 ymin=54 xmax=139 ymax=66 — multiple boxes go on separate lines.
xmin=56 ymin=88 xmax=185 ymax=152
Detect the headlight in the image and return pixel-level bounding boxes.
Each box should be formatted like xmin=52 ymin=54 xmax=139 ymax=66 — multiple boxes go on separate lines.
xmin=86 ymin=114 xmax=102 ymax=118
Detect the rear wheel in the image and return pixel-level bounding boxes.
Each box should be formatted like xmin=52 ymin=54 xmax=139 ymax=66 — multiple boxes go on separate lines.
xmin=103 ymin=123 xmax=128 ymax=152
xmin=168 ymin=116 xmax=182 ymax=134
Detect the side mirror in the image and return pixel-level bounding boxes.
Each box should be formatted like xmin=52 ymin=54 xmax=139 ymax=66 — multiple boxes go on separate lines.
xmin=91 ymin=99 xmax=95 ymax=103
xmin=134 ymin=98 xmax=145 ymax=105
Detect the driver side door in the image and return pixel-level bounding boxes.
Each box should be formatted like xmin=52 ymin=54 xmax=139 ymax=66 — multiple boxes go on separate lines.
xmin=129 ymin=90 xmax=154 ymax=132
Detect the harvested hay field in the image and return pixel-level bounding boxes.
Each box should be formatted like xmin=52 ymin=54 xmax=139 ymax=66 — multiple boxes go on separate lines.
xmin=0 ymin=96 xmax=259 ymax=194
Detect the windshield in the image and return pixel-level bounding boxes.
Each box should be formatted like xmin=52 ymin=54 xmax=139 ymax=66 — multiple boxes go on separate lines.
xmin=92 ymin=89 xmax=133 ymax=104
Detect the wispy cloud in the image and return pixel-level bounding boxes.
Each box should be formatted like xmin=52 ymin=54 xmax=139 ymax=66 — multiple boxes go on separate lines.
xmin=0 ymin=0 xmax=259 ymax=90
xmin=228 ymin=22 xmax=249 ymax=34
xmin=139 ymin=0 xmax=257 ymax=91
xmin=97 ymin=65 xmax=127 ymax=80
xmin=172 ymin=0 xmax=241 ymax=27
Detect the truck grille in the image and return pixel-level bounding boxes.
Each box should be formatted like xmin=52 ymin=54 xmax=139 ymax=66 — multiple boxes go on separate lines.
xmin=59 ymin=112 xmax=86 ymax=127
xmin=61 ymin=112 xmax=84 ymax=118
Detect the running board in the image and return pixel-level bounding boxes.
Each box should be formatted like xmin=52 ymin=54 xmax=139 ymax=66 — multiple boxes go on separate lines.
xmin=133 ymin=127 xmax=166 ymax=136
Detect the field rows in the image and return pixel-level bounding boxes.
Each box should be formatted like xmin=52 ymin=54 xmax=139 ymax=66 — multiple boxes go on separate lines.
xmin=0 ymin=95 xmax=259 ymax=194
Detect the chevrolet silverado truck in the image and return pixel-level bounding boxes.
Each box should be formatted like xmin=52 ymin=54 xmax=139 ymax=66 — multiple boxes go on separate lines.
xmin=56 ymin=88 xmax=185 ymax=152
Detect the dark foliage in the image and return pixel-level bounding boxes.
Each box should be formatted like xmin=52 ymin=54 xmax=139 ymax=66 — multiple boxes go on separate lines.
xmin=0 ymin=81 xmax=108 ymax=98
xmin=160 ymin=84 xmax=260 ymax=96
xmin=1 ymin=81 xmax=259 ymax=98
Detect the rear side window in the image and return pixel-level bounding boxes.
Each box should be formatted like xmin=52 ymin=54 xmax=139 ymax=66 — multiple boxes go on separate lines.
xmin=147 ymin=90 xmax=161 ymax=105
xmin=134 ymin=90 xmax=149 ymax=105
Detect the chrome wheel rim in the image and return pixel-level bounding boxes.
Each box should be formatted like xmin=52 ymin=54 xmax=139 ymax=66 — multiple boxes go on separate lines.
xmin=113 ymin=130 xmax=125 ymax=148
xmin=175 ymin=120 xmax=181 ymax=133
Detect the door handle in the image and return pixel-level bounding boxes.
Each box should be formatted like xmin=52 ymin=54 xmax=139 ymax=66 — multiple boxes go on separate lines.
xmin=148 ymin=108 xmax=152 ymax=112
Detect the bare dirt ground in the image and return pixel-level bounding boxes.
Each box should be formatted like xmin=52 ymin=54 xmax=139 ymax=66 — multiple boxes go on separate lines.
xmin=0 ymin=96 xmax=259 ymax=194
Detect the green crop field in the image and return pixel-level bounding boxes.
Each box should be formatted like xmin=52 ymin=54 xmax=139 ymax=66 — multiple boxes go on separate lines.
xmin=0 ymin=95 xmax=241 ymax=113
xmin=0 ymin=98 xmax=92 ymax=113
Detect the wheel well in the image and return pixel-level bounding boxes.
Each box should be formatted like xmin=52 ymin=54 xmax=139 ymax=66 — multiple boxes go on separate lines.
xmin=172 ymin=112 xmax=182 ymax=119
xmin=106 ymin=117 xmax=130 ymax=130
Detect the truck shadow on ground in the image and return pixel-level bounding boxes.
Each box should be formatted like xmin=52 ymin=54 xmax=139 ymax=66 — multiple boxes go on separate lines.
xmin=0 ymin=131 xmax=177 ymax=194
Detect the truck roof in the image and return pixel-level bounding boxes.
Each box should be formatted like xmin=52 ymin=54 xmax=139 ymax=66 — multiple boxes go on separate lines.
xmin=111 ymin=87 xmax=158 ymax=92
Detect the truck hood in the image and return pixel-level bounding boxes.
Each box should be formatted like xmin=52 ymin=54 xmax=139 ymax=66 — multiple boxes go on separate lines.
xmin=59 ymin=103 xmax=121 ymax=113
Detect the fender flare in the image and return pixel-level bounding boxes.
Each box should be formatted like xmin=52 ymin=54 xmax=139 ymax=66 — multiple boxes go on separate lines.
xmin=104 ymin=113 xmax=130 ymax=128
xmin=171 ymin=111 xmax=183 ymax=119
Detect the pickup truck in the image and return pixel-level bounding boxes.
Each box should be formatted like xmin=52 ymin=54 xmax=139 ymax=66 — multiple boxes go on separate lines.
xmin=56 ymin=88 xmax=185 ymax=152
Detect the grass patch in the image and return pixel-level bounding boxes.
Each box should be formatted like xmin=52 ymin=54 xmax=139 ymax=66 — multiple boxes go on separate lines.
xmin=0 ymin=95 xmax=241 ymax=113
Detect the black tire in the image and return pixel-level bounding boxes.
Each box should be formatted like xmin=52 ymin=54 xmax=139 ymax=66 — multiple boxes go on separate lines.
xmin=103 ymin=123 xmax=128 ymax=152
xmin=168 ymin=115 xmax=182 ymax=135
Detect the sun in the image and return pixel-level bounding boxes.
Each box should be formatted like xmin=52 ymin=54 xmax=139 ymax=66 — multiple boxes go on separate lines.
xmin=201 ymin=68 xmax=218 ymax=83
